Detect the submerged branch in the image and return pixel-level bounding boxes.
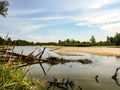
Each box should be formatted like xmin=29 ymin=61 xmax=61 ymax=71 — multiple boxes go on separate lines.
xmin=95 ymin=75 xmax=99 ymax=83
xmin=112 ymin=67 xmax=120 ymax=86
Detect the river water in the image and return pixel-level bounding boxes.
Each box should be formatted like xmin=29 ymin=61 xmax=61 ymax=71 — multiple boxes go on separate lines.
xmin=13 ymin=46 xmax=120 ymax=90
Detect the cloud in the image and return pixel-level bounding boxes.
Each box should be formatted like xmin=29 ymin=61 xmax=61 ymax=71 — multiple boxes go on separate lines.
xmin=86 ymin=10 xmax=120 ymax=24
xmin=28 ymin=16 xmax=69 ymax=21
xmin=8 ymin=9 xmax=45 ymax=16
xmin=0 ymin=33 xmax=8 ymax=38
xmin=100 ymin=22 xmax=120 ymax=32
xmin=45 ymin=0 xmax=119 ymax=11
xmin=20 ymin=24 xmax=49 ymax=33
xmin=76 ymin=22 xmax=87 ymax=26
xmin=76 ymin=8 xmax=120 ymax=32
xmin=25 ymin=35 xmax=63 ymax=42
xmin=89 ymin=0 xmax=119 ymax=9
xmin=1 ymin=0 xmax=120 ymax=42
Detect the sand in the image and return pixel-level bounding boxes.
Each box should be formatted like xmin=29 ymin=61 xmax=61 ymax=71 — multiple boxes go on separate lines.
xmin=55 ymin=51 xmax=83 ymax=56
xmin=46 ymin=46 xmax=120 ymax=57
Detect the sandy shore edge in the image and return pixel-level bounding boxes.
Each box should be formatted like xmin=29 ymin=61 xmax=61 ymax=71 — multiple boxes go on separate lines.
xmin=46 ymin=46 xmax=120 ymax=57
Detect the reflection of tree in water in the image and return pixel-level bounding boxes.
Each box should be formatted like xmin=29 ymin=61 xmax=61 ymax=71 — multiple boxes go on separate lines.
xmin=112 ymin=67 xmax=120 ymax=86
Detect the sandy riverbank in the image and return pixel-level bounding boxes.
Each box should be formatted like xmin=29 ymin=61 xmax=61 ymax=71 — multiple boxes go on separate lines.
xmin=46 ymin=46 xmax=120 ymax=57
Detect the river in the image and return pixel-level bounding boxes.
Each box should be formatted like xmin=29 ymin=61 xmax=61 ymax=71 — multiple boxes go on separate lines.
xmin=13 ymin=46 xmax=120 ymax=90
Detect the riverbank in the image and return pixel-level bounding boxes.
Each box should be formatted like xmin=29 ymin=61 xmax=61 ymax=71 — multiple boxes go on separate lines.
xmin=46 ymin=46 xmax=120 ymax=57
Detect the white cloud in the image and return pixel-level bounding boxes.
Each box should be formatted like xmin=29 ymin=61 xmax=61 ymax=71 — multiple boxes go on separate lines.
xmin=46 ymin=0 xmax=119 ymax=11
xmin=89 ymin=0 xmax=119 ymax=9
xmin=76 ymin=22 xmax=86 ymax=26
xmin=0 ymin=33 xmax=8 ymax=38
xmin=86 ymin=10 xmax=120 ymax=24
xmin=28 ymin=16 xmax=69 ymax=21
xmin=20 ymin=24 xmax=48 ymax=33
xmin=8 ymin=9 xmax=45 ymax=16
xmin=100 ymin=22 xmax=120 ymax=32
xmin=25 ymin=35 xmax=63 ymax=42
xmin=76 ymin=8 xmax=120 ymax=32
xmin=1 ymin=0 xmax=120 ymax=42
xmin=64 ymin=0 xmax=88 ymax=11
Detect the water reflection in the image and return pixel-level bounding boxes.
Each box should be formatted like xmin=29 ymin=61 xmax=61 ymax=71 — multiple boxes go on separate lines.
xmin=47 ymin=78 xmax=75 ymax=90
xmin=13 ymin=46 xmax=120 ymax=90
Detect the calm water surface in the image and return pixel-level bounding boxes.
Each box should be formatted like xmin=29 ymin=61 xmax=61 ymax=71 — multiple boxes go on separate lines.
xmin=14 ymin=46 xmax=120 ymax=90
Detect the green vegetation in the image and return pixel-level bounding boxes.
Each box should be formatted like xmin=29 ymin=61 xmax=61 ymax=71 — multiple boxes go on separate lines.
xmin=0 ymin=1 xmax=40 ymax=89
xmin=0 ymin=44 xmax=44 ymax=90
xmin=0 ymin=59 xmax=35 ymax=90
xmin=1 ymin=33 xmax=120 ymax=46
xmin=90 ymin=35 xmax=96 ymax=44
xmin=0 ymin=0 xmax=9 ymax=17
xmin=0 ymin=37 xmax=34 ymax=46
xmin=0 ymin=40 xmax=43 ymax=90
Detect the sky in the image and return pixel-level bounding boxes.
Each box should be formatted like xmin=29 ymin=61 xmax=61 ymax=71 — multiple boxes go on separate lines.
xmin=0 ymin=0 xmax=120 ymax=42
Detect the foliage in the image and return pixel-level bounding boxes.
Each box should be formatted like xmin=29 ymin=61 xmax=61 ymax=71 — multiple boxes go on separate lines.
xmin=106 ymin=36 xmax=115 ymax=43
xmin=114 ymin=33 xmax=120 ymax=45
xmin=0 ymin=33 xmax=120 ymax=46
xmin=0 ymin=0 xmax=9 ymax=17
xmin=106 ymin=33 xmax=120 ymax=45
xmin=0 ymin=35 xmax=44 ymax=90
xmin=0 ymin=59 xmax=37 ymax=90
xmin=0 ymin=36 xmax=5 ymax=45
xmin=13 ymin=40 xmax=34 ymax=46
xmin=90 ymin=35 xmax=96 ymax=44
xmin=0 ymin=45 xmax=45 ymax=90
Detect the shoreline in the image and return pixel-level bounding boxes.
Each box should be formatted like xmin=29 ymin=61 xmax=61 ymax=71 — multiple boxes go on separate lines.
xmin=46 ymin=46 xmax=120 ymax=57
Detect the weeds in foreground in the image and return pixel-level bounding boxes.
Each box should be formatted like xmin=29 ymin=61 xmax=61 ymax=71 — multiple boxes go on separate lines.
xmin=0 ymin=58 xmax=36 ymax=90
xmin=0 ymin=33 xmax=45 ymax=90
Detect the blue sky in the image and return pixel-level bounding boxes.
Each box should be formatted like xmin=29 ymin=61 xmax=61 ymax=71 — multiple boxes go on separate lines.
xmin=0 ymin=0 xmax=120 ymax=42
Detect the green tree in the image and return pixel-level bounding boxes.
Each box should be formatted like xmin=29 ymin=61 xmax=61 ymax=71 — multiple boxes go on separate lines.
xmin=65 ymin=39 xmax=70 ymax=44
xmin=0 ymin=36 xmax=5 ymax=45
xmin=109 ymin=37 xmax=115 ymax=43
xmin=114 ymin=33 xmax=120 ymax=45
xmin=90 ymin=35 xmax=96 ymax=44
xmin=0 ymin=0 xmax=9 ymax=17
xmin=106 ymin=36 xmax=110 ymax=43
xmin=58 ymin=40 xmax=62 ymax=44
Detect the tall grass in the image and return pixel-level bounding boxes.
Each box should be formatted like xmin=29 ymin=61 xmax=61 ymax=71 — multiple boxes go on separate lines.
xmin=0 ymin=51 xmax=46 ymax=90
xmin=0 ymin=34 xmax=45 ymax=90
xmin=0 ymin=58 xmax=36 ymax=90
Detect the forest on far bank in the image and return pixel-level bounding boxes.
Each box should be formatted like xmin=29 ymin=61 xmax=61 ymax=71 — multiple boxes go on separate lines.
xmin=0 ymin=33 xmax=120 ymax=47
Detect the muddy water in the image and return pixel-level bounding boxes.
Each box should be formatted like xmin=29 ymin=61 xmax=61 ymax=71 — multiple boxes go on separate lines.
xmin=14 ymin=46 xmax=120 ymax=90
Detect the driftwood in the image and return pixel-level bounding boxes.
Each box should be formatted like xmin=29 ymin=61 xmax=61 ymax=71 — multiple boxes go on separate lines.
xmin=0 ymin=47 xmax=92 ymax=77
xmin=46 ymin=57 xmax=92 ymax=65
xmin=0 ymin=46 xmax=92 ymax=65
xmin=95 ymin=75 xmax=99 ymax=83
xmin=112 ymin=67 xmax=120 ymax=86
xmin=0 ymin=49 xmax=41 ymax=63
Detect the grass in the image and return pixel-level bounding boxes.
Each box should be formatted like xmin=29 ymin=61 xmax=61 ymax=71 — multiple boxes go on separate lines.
xmin=0 ymin=33 xmax=46 ymax=90
xmin=0 ymin=58 xmax=36 ymax=90
xmin=0 ymin=52 xmax=44 ymax=90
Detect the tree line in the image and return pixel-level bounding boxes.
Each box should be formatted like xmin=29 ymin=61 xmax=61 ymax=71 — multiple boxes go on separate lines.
xmin=0 ymin=33 xmax=120 ymax=46
xmin=57 ymin=33 xmax=120 ymax=46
